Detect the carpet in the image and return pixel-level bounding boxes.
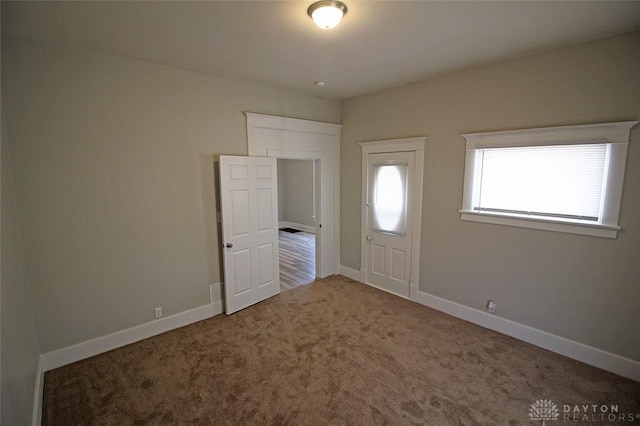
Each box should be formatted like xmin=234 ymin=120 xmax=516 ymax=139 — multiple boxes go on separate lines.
xmin=43 ymin=275 xmax=639 ymax=425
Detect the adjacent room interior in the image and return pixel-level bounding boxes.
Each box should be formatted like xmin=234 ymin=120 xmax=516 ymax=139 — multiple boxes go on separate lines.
xmin=1 ymin=1 xmax=639 ymax=424
xmin=277 ymin=159 xmax=317 ymax=291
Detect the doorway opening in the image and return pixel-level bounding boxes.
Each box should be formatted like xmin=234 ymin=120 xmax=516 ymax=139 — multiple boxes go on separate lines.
xmin=277 ymin=159 xmax=317 ymax=291
xmin=246 ymin=113 xmax=341 ymax=279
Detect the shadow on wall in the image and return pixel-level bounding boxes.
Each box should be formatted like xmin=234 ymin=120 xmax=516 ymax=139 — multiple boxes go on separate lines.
xmin=199 ymin=155 xmax=225 ymax=308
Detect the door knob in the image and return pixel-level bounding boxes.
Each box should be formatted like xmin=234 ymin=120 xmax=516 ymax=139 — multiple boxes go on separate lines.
xmin=366 ymin=235 xmax=372 ymax=242
xmin=225 ymin=242 xmax=233 ymax=248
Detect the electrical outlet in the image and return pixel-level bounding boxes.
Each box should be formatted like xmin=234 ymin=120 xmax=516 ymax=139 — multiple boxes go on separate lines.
xmin=486 ymin=300 xmax=496 ymax=314
xmin=154 ymin=307 xmax=163 ymax=319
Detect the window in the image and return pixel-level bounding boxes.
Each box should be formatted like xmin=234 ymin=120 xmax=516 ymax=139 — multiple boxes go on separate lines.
xmin=372 ymin=162 xmax=408 ymax=235
xmin=460 ymin=121 xmax=637 ymax=238
xmin=473 ymin=144 xmax=606 ymax=221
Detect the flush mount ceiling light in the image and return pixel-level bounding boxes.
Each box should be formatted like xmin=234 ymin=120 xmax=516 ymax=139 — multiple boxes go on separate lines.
xmin=307 ymin=1 xmax=348 ymax=29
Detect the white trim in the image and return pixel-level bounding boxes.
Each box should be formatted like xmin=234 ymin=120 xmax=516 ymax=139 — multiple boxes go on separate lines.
xmin=359 ymin=137 xmax=427 ymax=301
xmin=246 ymin=113 xmax=341 ymax=278
xmin=278 ymin=221 xmax=316 ymax=234
xmin=31 ymin=358 xmax=45 ymax=426
xmin=416 ymin=290 xmax=640 ymax=382
xmin=245 ymin=112 xmax=341 ymax=136
xmin=338 ymin=264 xmax=362 ymax=282
xmin=461 ymin=120 xmax=637 ymax=149
xmin=459 ymin=211 xmax=618 ymax=239
xmin=40 ymin=302 xmax=223 ymax=372
xmin=460 ymin=121 xmax=637 ymax=238
xmin=359 ymin=137 xmax=427 ymax=154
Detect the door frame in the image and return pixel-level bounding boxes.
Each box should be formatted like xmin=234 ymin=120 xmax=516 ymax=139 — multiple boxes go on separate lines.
xmin=246 ymin=113 xmax=341 ymax=278
xmin=359 ymin=137 xmax=426 ymax=301
xmin=271 ymin=152 xmax=325 ymax=278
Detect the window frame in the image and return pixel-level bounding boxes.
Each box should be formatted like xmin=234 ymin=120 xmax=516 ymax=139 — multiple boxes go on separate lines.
xmin=459 ymin=121 xmax=637 ymax=239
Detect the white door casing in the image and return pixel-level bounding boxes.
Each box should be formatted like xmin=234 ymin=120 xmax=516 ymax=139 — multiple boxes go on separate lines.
xmin=246 ymin=113 xmax=341 ymax=278
xmin=360 ymin=137 xmax=426 ymax=300
xmin=220 ymin=155 xmax=280 ymax=314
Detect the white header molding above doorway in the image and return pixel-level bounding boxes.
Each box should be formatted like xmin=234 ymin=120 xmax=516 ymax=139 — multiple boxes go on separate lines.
xmin=245 ymin=113 xmax=341 ymax=278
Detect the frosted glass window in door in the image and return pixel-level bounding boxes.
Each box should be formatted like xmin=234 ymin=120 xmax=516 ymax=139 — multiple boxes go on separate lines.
xmin=372 ymin=163 xmax=408 ymax=235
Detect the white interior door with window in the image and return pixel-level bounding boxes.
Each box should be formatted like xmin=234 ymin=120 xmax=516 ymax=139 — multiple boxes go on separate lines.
xmin=360 ymin=138 xmax=426 ymax=300
xmin=219 ymin=155 xmax=279 ymax=314
xmin=364 ymin=152 xmax=415 ymax=297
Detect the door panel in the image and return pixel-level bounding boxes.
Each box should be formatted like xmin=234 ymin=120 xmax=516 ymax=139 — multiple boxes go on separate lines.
xmin=390 ymin=248 xmax=406 ymax=282
xmin=230 ymin=191 xmax=250 ymax=235
xmin=220 ymin=155 xmax=280 ymax=314
xmin=255 ymin=164 xmax=273 ymax=179
xmin=372 ymin=244 xmax=385 ymax=276
xmin=365 ymin=151 xmax=415 ymax=298
xmin=257 ymin=243 xmax=274 ymax=285
xmin=232 ymin=249 xmax=252 ymax=294
xmin=256 ymin=189 xmax=273 ymax=230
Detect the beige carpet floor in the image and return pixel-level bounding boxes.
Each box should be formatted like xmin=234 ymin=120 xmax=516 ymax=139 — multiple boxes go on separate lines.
xmin=43 ymin=275 xmax=639 ymax=425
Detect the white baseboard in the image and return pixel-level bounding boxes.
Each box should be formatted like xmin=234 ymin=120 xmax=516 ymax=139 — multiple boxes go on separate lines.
xmin=31 ymin=278 xmax=638 ymax=424
xmin=339 ymin=265 xmax=362 ymax=282
xmin=278 ymin=221 xmax=315 ymax=234
xmin=416 ymin=290 xmax=640 ymax=382
xmin=40 ymin=301 xmax=223 ymax=373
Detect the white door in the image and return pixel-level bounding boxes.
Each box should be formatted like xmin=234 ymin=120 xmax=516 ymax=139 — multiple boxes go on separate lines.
xmin=365 ymin=151 xmax=415 ymax=298
xmin=219 ymin=155 xmax=280 ymax=314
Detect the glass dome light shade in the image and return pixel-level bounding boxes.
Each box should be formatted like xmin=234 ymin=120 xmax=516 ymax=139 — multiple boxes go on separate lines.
xmin=308 ymin=1 xmax=347 ymax=29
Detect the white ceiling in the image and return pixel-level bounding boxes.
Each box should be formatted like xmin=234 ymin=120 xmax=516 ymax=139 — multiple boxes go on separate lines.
xmin=2 ymin=1 xmax=640 ymax=100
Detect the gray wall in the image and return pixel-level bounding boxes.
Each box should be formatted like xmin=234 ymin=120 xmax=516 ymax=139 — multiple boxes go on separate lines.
xmin=1 ymin=121 xmax=41 ymax=425
xmin=2 ymin=27 xmax=639 ymax=423
xmin=1 ymin=38 xmax=339 ymax=353
xmin=277 ymin=159 xmax=314 ymax=228
xmin=340 ymin=31 xmax=640 ymax=361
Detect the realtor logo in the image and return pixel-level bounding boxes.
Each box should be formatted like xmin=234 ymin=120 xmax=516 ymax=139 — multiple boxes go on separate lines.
xmin=529 ymin=399 xmax=560 ymax=425
xmin=529 ymin=399 xmax=639 ymax=423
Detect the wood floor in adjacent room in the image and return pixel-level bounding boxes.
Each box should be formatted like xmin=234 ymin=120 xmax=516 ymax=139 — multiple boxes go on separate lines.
xmin=279 ymin=229 xmax=315 ymax=291
xmin=42 ymin=275 xmax=639 ymax=425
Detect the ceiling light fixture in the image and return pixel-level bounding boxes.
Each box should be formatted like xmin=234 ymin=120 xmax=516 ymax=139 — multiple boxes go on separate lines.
xmin=307 ymin=1 xmax=347 ymax=29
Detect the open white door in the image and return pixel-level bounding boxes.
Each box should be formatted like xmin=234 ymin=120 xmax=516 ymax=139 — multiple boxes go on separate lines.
xmin=219 ymin=155 xmax=280 ymax=314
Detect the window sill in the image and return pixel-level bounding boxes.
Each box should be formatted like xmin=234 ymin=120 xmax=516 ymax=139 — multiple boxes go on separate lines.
xmin=459 ymin=210 xmax=620 ymax=239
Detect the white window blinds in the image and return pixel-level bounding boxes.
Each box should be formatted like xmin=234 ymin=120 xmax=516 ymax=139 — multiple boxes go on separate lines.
xmin=473 ymin=144 xmax=608 ymax=221
xmin=461 ymin=121 xmax=636 ymax=238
